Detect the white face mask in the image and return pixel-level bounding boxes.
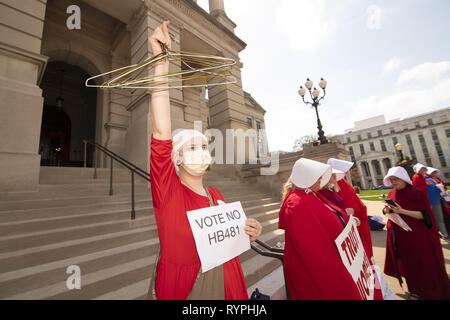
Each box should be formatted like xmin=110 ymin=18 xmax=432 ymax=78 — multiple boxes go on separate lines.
xmin=181 ymin=149 xmax=212 ymax=176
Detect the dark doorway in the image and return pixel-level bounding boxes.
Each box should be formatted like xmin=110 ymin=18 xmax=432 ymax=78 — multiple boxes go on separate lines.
xmin=39 ymin=61 xmax=97 ymax=167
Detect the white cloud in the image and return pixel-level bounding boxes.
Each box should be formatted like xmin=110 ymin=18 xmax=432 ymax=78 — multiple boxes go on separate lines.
xmin=366 ymin=5 xmax=382 ymax=30
xmin=396 ymin=61 xmax=450 ymax=88
xmin=382 ymin=57 xmax=401 ymax=76
xmin=350 ymin=61 xmax=450 ymax=120
xmin=275 ymin=0 xmax=337 ymax=52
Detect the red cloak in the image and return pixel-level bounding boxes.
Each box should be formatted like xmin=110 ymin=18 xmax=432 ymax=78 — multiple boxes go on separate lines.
xmin=278 ymin=189 xmax=363 ymax=300
xmin=337 ymin=179 xmax=374 ymax=258
xmin=150 ymin=136 xmax=248 ymax=300
xmin=412 ymin=173 xmax=431 ymax=207
xmin=384 ymin=185 xmax=450 ymax=300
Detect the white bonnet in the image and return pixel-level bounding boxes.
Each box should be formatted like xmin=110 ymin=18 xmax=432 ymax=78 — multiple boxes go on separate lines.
xmin=291 ymin=158 xmax=332 ymax=189
xmin=383 ymin=166 xmax=413 ymax=187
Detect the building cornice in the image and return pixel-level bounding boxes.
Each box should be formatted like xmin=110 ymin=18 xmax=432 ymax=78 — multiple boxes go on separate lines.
xmin=340 ymin=119 xmax=450 ymax=146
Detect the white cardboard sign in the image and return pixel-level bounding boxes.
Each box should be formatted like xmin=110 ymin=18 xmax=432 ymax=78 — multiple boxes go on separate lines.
xmin=335 ymin=216 xmax=375 ymax=300
xmin=187 ymin=201 xmax=250 ymax=272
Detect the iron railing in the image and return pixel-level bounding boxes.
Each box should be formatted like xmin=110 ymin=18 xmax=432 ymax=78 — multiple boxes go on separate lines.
xmin=83 ymin=140 xmax=150 ymax=220
xmin=251 ymin=239 xmax=289 ymax=299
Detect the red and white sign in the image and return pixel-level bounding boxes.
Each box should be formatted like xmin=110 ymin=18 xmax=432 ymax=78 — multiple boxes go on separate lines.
xmin=335 ymin=216 xmax=377 ymax=300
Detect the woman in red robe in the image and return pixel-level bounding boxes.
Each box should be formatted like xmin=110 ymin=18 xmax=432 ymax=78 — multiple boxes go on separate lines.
xmin=279 ymin=158 xmax=381 ymax=299
xmin=383 ymin=167 xmax=450 ymax=300
xmin=327 ymin=159 xmax=374 ymax=259
xmin=148 ymin=21 xmax=262 ymax=300
xmin=412 ymin=163 xmax=431 ymax=207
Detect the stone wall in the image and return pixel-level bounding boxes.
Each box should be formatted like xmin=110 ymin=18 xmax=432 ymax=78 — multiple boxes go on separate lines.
xmin=237 ymin=142 xmax=351 ymax=201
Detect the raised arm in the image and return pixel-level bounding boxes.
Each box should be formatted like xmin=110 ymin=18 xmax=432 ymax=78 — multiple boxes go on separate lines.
xmin=149 ymin=21 xmax=172 ymax=140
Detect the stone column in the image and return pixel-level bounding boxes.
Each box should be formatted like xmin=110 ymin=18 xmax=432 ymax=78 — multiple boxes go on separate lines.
xmin=125 ymin=3 xmax=182 ymax=172
xmin=209 ymin=0 xmax=225 ymax=15
xmin=380 ymin=158 xmax=388 ymax=178
xmin=208 ymin=0 xmax=236 ymax=32
xmin=0 ymin=0 xmax=48 ymax=192
xmin=369 ymin=160 xmax=378 ymax=188
xmin=357 ymin=162 xmax=368 ymax=190
xmin=207 ymin=60 xmax=247 ymax=165
xmin=104 ymin=32 xmax=132 ymax=168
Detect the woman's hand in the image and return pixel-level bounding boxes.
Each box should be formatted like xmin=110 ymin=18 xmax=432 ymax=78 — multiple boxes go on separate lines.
xmin=345 ymin=208 xmax=354 ymax=216
xmin=244 ymin=219 xmax=262 ymax=242
xmin=353 ymin=217 xmax=361 ymax=227
xmin=388 ymin=202 xmax=404 ymax=215
xmin=149 ymin=20 xmax=171 ymax=56
xmin=383 ymin=203 xmax=394 ymax=214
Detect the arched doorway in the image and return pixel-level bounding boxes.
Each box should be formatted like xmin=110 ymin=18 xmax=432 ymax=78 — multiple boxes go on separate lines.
xmin=39 ymin=61 xmax=97 ymax=167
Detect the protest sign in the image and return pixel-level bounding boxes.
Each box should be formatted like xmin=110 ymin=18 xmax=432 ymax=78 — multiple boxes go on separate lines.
xmin=335 ymin=216 xmax=376 ymax=300
xmin=187 ymin=201 xmax=250 ymax=272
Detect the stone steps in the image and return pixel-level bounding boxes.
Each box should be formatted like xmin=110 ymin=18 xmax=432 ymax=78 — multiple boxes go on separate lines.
xmin=0 ymin=167 xmax=285 ymax=300
xmin=0 ymin=208 xmax=282 ymax=299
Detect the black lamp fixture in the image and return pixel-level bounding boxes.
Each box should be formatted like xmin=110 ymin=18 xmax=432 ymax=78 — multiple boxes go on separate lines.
xmin=298 ymin=77 xmax=328 ymax=144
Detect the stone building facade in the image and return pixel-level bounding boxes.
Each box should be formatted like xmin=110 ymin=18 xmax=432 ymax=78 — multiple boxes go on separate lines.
xmin=0 ymin=0 xmax=268 ymax=192
xmin=336 ymin=107 xmax=450 ymax=189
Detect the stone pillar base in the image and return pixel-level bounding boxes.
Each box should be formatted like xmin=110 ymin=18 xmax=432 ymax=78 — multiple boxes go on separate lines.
xmin=0 ymin=153 xmax=40 ymax=193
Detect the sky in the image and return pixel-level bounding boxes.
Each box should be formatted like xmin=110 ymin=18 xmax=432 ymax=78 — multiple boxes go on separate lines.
xmin=197 ymin=0 xmax=450 ymax=152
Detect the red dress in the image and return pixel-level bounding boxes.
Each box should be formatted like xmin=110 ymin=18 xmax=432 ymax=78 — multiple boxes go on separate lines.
xmin=412 ymin=173 xmax=431 ymax=207
xmin=384 ymin=185 xmax=450 ymax=299
xmin=337 ymin=179 xmax=374 ymax=258
xmin=279 ymin=189 xmax=363 ymax=300
xmin=150 ymin=135 xmax=248 ymax=300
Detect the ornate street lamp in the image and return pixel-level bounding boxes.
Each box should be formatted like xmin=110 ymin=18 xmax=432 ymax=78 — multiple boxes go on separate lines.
xmin=298 ymin=78 xmax=328 ymax=144
xmin=395 ymin=143 xmax=404 ymax=161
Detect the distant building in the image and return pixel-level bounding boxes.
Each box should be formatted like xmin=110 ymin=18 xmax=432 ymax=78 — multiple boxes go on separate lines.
xmin=336 ymin=107 xmax=450 ymax=189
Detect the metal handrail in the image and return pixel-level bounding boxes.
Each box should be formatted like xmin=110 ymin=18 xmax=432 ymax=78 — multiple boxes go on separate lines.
xmin=250 ymin=239 xmax=290 ymax=299
xmin=83 ymin=140 xmax=150 ymax=220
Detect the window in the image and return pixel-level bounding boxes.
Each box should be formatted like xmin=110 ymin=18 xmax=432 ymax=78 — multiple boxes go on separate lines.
xmin=427 ymin=119 xmax=433 ymax=126
xmin=246 ymin=117 xmax=253 ymax=128
xmin=347 ymin=137 xmax=351 ymax=143
xmin=359 ymin=144 xmax=365 ymax=155
xmin=380 ymin=139 xmax=387 ymax=152
xmin=357 ymin=134 xmax=362 ymax=141
xmin=405 ymin=134 xmax=417 ymax=160
xmin=377 ymin=130 xmax=382 ymax=136
xmin=390 ymin=128 xmax=395 ymax=134
xmin=431 ymin=129 xmax=447 ymax=167
xmin=446 ymin=129 xmax=450 ymax=138
xmin=418 ymin=133 xmax=432 ymax=167
xmin=370 ymin=142 xmax=375 ymax=151
xmin=368 ymin=132 xmax=372 ymax=139
xmin=348 ymin=146 xmax=356 ymax=163
xmin=256 ymin=120 xmax=261 ymax=130
xmin=415 ymin=122 xmax=421 ymax=129
xmin=392 ymin=137 xmax=398 ymax=146
xmin=374 ymin=161 xmax=382 ymax=175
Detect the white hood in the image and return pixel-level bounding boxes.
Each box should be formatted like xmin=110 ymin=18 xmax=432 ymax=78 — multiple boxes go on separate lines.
xmin=327 ymin=158 xmax=354 ymax=173
xmin=383 ymin=166 xmax=413 ymax=187
xmin=291 ymin=158 xmax=332 ymax=189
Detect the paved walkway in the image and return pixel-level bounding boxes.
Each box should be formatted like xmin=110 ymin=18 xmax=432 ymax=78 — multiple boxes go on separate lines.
xmin=363 ymin=199 xmax=450 ymax=300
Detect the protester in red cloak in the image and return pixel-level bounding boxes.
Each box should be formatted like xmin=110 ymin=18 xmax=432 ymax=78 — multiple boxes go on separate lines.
xmin=412 ymin=163 xmax=431 ymax=207
xmin=148 ymin=21 xmax=262 ymax=300
xmin=279 ymin=158 xmax=382 ymax=300
xmin=426 ymin=167 xmax=448 ymax=189
xmin=383 ymin=167 xmax=450 ymax=300
xmin=318 ymin=169 xmax=346 ymax=211
xmin=326 ymin=159 xmax=374 ymax=259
